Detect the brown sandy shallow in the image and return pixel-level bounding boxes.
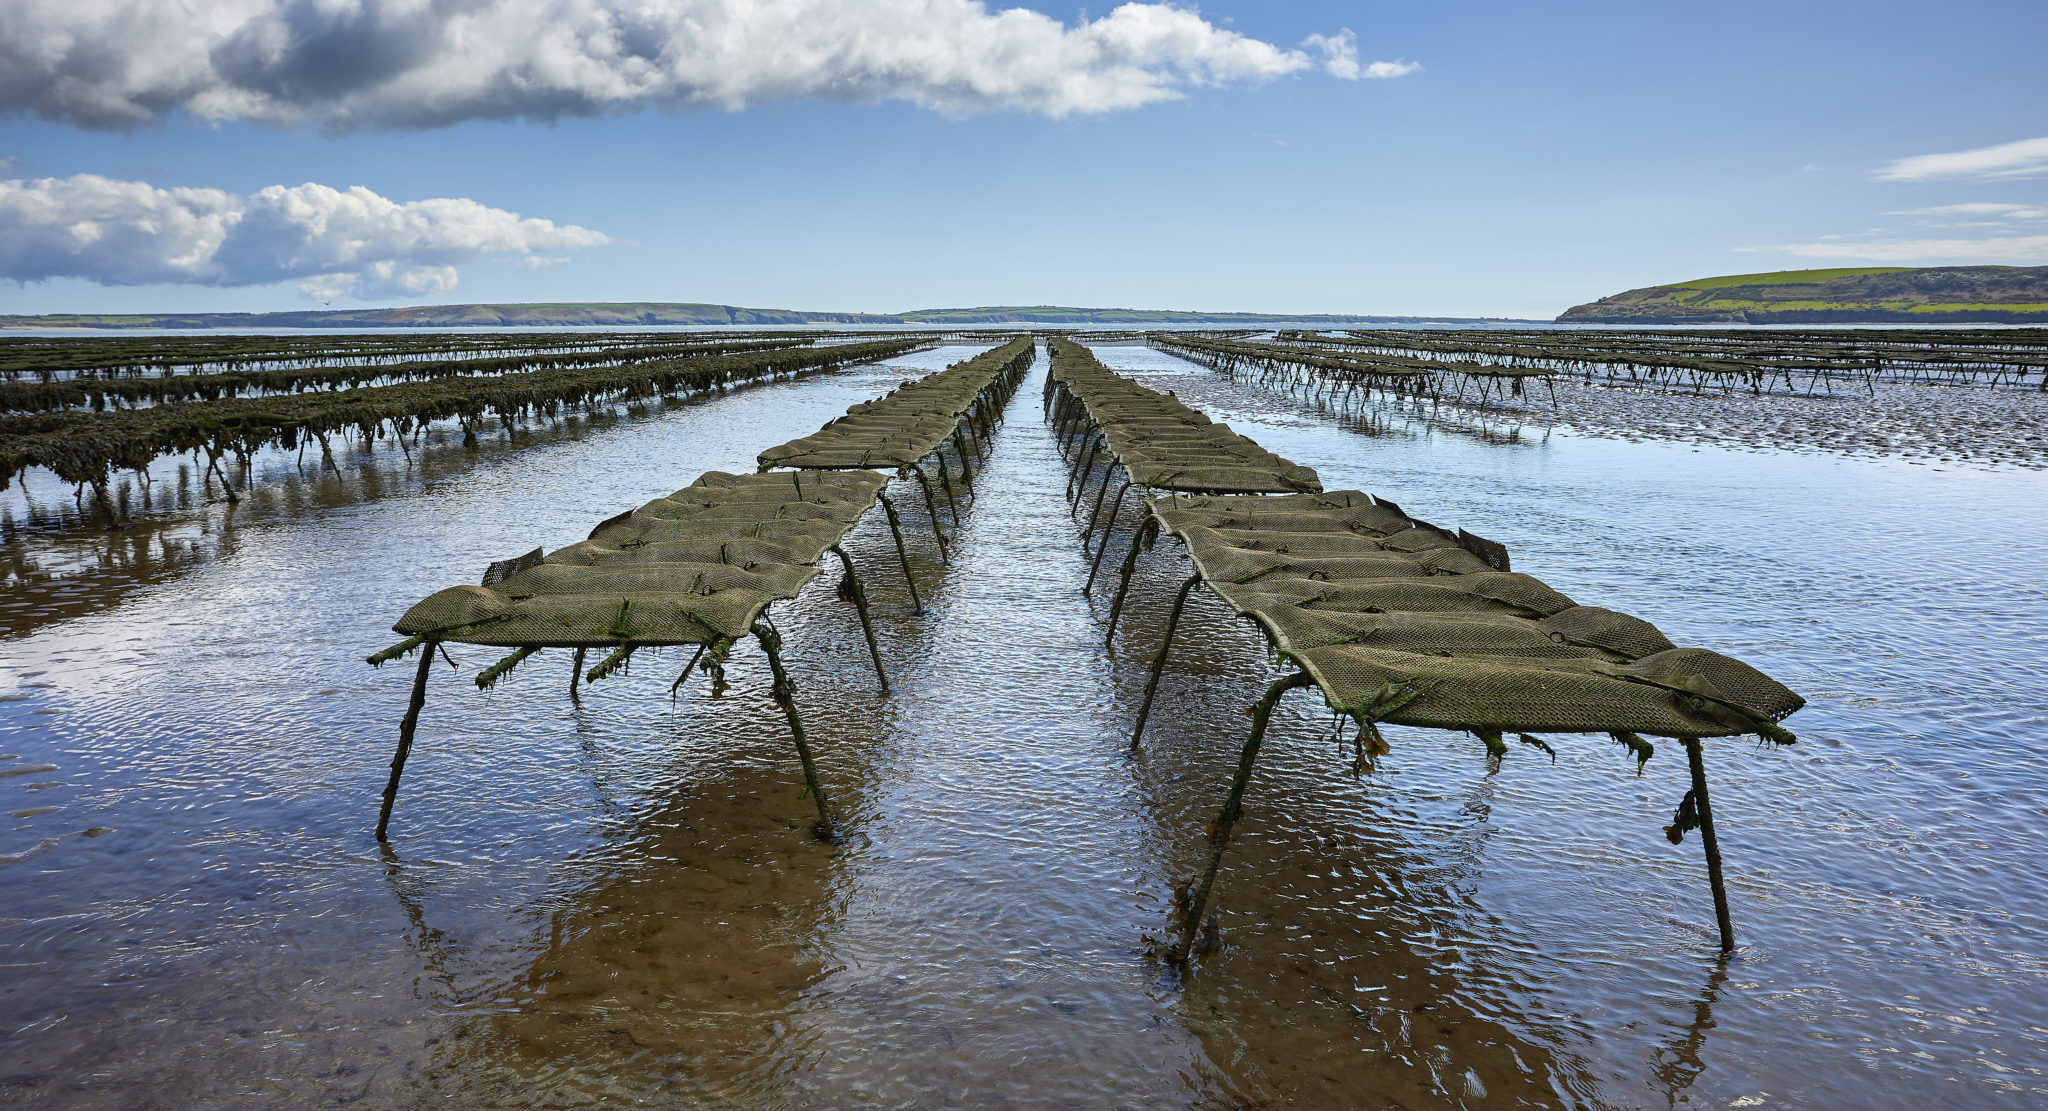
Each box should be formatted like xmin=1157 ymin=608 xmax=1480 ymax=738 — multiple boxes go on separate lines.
xmin=429 ymin=748 xmax=842 ymax=1106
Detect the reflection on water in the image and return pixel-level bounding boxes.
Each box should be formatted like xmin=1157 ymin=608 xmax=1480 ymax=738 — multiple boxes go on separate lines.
xmin=3 ymin=344 xmax=2046 ymax=1109
xmin=1649 ymin=956 xmax=1727 ymax=1108
xmin=418 ymin=741 xmax=842 ymax=1106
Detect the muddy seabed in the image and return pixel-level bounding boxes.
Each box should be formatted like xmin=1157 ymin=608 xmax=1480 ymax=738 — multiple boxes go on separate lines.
xmin=3 ymin=343 xmax=2046 ymax=1110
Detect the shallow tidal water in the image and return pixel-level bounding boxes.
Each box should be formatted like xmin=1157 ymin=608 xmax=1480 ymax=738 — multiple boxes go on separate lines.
xmin=3 ymin=342 xmax=2046 ymax=1109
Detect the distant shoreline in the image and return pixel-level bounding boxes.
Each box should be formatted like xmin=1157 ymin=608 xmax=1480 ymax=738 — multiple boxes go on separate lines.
xmin=0 ymin=303 xmax=1547 ymax=331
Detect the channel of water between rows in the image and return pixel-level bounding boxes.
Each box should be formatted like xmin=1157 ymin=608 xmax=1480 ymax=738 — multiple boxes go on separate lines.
xmin=3 ymin=342 xmax=2046 ymax=1109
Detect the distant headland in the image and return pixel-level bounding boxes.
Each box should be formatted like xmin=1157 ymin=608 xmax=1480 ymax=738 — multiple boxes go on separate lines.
xmin=1557 ymin=265 xmax=2048 ymax=324
xmin=0 ymin=303 xmax=1541 ymax=330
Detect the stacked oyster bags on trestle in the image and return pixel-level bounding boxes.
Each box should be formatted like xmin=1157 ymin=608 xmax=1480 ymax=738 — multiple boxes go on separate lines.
xmin=392 ymin=468 xmax=890 ymax=652
xmin=757 ymin=338 xmax=1034 ymax=472
xmin=1147 ymin=491 xmax=1804 ymax=742
xmin=1045 ymin=338 xmax=1321 ymax=496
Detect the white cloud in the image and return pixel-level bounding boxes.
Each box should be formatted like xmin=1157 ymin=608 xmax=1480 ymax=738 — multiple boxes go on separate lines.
xmin=1299 ymin=30 xmax=1347 ymax=80
xmin=1742 ymin=236 xmax=2048 ymax=265
xmin=1877 ymin=136 xmax=2048 ymax=181
xmin=0 ymin=1 xmax=1411 ymax=130
xmin=0 ymin=172 xmax=610 ymax=298
xmin=1886 ymin=202 xmax=2048 ymax=221
xmin=1362 ymin=60 xmax=1423 ymax=79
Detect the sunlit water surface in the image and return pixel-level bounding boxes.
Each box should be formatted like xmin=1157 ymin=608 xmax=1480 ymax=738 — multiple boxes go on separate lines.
xmin=3 ymin=343 xmax=2045 ymax=1109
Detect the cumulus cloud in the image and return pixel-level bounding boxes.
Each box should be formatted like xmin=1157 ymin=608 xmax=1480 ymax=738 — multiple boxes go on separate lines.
xmin=1877 ymin=136 xmax=2048 ymax=181
xmin=1301 ymin=30 xmax=1420 ymax=82
xmin=1362 ymin=60 xmax=1424 ymax=79
xmin=0 ymin=1 xmax=1409 ymax=130
xmin=0 ymin=172 xmax=610 ymax=297
xmin=1742 ymin=236 xmax=2048 ymax=265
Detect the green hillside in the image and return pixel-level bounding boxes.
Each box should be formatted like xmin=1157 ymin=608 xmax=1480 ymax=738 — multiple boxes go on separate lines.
xmin=1670 ymin=267 xmax=1911 ymax=290
xmin=1558 ymin=266 xmax=2048 ymax=323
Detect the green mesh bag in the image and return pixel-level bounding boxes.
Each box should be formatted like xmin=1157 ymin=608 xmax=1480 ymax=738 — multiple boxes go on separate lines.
xmin=1139 ymin=486 xmax=1802 ymax=740
xmin=757 ymin=338 xmax=1033 ymax=471
xmin=389 ymin=466 xmax=889 ymax=649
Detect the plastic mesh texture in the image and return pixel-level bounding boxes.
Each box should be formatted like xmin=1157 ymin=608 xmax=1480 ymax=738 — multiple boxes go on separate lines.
xmin=757 ymin=338 xmax=1034 ymax=471
xmin=1150 ymin=488 xmax=1805 ymax=738
xmin=392 ymin=469 xmax=887 ymax=647
xmin=391 ymin=333 xmax=1032 ymax=650
xmin=1046 ymin=339 xmax=1323 ymax=495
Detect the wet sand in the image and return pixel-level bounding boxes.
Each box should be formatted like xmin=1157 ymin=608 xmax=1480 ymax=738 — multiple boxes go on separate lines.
xmin=1343 ymin=370 xmax=2048 ymax=471
xmin=1544 ymin=378 xmax=2048 ymax=469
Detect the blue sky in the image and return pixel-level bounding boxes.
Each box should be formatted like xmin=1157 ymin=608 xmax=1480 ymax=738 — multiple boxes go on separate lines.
xmin=2 ymin=0 xmax=2044 ymax=319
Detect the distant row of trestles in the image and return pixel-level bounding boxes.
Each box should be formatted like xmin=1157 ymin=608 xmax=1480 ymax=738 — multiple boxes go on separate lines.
xmin=2 ymin=325 xmax=2042 ymax=520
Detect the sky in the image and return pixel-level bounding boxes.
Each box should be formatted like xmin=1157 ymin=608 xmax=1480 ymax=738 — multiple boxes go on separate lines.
xmin=1 ymin=0 xmax=2044 ymax=320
